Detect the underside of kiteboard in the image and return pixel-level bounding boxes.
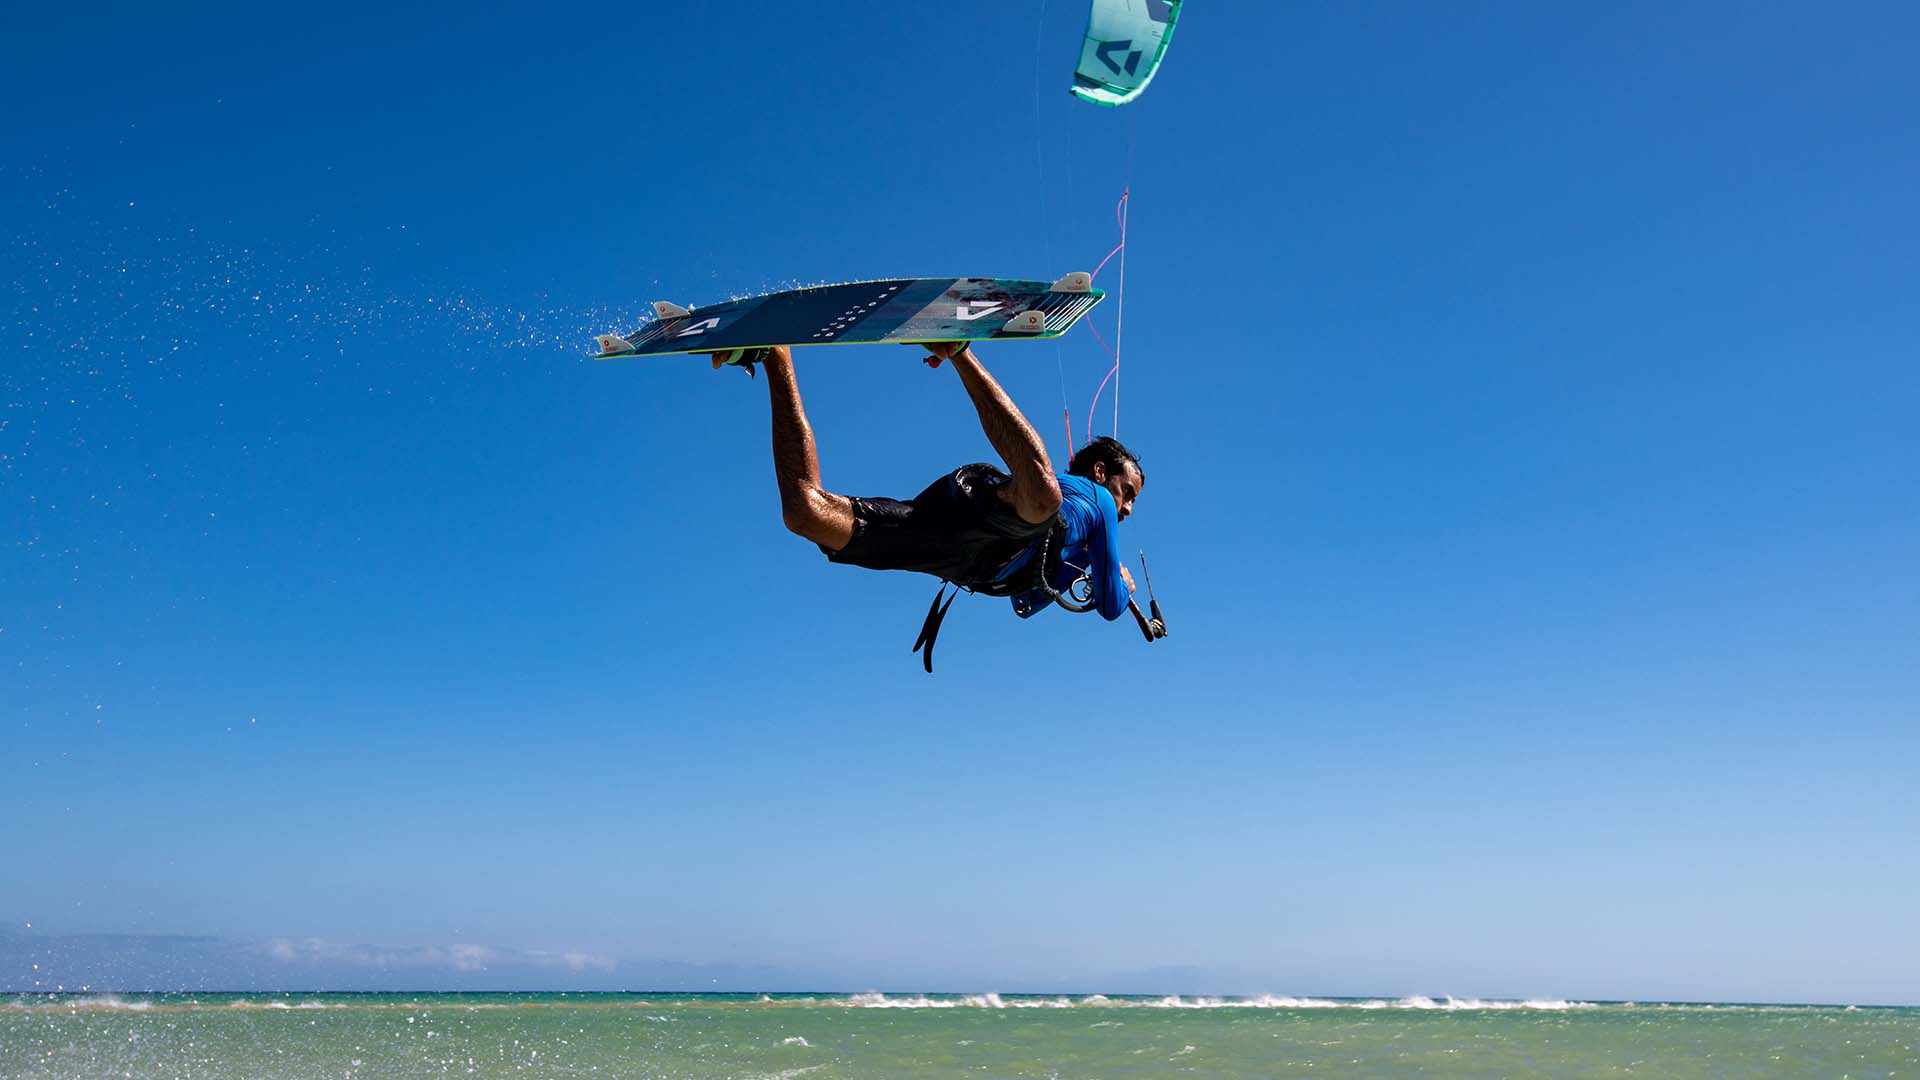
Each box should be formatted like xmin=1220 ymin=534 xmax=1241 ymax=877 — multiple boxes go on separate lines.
xmin=593 ymin=273 xmax=1101 ymax=360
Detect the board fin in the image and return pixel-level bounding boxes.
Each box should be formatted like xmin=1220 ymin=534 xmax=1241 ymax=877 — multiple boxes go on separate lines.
xmin=1050 ymin=271 xmax=1094 ymax=294
xmin=652 ymin=300 xmax=692 ymax=319
xmin=594 ymin=333 xmax=633 ymax=356
xmin=1000 ymin=310 xmax=1047 ymax=334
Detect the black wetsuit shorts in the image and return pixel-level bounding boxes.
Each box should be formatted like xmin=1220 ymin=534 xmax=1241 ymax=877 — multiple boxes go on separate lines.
xmin=823 ymin=463 xmax=1051 ymax=585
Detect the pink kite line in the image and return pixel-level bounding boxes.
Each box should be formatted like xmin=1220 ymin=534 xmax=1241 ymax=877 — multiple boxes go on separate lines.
xmin=1083 ymin=320 xmax=1119 ymax=453
xmin=1083 ymin=189 xmax=1130 ymax=445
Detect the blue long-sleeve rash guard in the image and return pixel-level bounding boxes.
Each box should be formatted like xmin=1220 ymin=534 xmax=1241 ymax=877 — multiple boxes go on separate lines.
xmin=998 ymin=474 xmax=1133 ymax=621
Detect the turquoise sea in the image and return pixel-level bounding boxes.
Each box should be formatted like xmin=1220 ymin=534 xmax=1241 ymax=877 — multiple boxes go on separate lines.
xmin=3 ymin=993 xmax=1915 ymax=1079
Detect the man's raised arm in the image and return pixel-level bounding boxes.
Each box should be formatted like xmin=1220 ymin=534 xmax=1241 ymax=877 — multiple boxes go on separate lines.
xmin=928 ymin=343 xmax=1062 ymax=525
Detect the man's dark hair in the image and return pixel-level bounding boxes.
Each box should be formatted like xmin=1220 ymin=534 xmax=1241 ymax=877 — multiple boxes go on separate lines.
xmin=1068 ymin=436 xmax=1143 ymax=483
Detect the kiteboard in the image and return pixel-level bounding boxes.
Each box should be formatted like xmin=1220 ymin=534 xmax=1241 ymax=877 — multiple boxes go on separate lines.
xmin=593 ymin=273 xmax=1102 ymax=360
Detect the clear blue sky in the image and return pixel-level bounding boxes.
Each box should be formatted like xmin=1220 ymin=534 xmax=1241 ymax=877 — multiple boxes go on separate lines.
xmin=4 ymin=2 xmax=1917 ymax=1003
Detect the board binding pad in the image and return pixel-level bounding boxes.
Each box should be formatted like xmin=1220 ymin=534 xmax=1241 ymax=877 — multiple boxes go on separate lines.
xmin=593 ymin=273 xmax=1101 ymax=360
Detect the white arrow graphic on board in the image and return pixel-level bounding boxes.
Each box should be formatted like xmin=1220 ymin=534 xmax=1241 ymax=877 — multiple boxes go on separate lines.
xmin=955 ymin=302 xmax=1004 ymax=321
xmin=674 ymin=317 xmax=721 ymax=337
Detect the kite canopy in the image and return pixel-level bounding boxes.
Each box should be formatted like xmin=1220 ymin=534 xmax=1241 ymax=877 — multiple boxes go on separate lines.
xmin=1070 ymin=0 xmax=1183 ymax=107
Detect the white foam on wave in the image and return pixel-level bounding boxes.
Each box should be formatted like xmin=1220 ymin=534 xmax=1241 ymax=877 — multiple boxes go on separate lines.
xmin=1386 ymin=996 xmax=1588 ymax=1012
xmin=781 ymin=1036 xmax=811 ymax=1047
xmin=0 ymin=994 xmax=162 ymax=1013
xmin=1114 ymin=995 xmax=1332 ymax=1010
xmin=841 ymin=993 xmax=1086 ymax=1010
xmin=843 ymin=992 xmax=994 ymax=1009
xmin=51 ymin=995 xmax=153 ymax=1012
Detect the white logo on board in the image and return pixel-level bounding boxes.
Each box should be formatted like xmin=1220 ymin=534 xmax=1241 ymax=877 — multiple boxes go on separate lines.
xmin=955 ymin=301 xmax=1004 ymax=321
xmin=675 ymin=317 xmax=721 ymax=337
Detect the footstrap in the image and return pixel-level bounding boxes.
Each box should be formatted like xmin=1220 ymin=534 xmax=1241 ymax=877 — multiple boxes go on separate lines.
xmin=911 ymin=583 xmax=960 ymax=673
xmin=719 ymin=346 xmax=769 ymax=377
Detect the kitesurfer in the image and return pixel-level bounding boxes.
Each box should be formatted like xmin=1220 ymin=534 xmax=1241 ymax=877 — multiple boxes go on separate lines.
xmin=717 ymin=343 xmax=1157 ymax=664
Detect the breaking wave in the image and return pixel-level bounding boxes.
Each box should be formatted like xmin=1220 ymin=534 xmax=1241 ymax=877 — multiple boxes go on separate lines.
xmin=16 ymin=994 xmax=156 ymax=1012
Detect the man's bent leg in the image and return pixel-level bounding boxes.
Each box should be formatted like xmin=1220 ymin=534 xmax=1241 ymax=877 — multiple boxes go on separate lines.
xmin=762 ymin=347 xmax=856 ymax=551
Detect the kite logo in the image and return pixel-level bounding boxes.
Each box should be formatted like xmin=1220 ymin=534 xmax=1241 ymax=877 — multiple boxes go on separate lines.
xmin=674 ymin=317 xmax=721 ymax=337
xmin=955 ymin=301 xmax=1004 ymax=321
xmin=1095 ymin=39 xmax=1142 ymax=77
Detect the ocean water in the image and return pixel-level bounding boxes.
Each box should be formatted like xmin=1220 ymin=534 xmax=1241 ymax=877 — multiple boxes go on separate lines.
xmin=2 ymin=992 xmax=1915 ymax=1079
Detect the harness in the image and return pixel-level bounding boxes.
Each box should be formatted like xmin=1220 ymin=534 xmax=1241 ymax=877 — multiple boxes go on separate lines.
xmin=910 ymin=516 xmax=1097 ymax=673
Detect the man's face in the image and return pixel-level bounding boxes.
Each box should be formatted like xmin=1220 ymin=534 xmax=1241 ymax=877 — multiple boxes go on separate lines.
xmin=1091 ymin=460 xmax=1144 ymax=522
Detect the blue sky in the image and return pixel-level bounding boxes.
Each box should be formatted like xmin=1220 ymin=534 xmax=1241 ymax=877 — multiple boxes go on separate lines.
xmin=4 ymin=2 xmax=1917 ymax=1003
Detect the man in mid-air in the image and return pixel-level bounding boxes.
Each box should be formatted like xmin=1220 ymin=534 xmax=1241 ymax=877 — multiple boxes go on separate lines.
xmin=717 ymin=342 xmax=1159 ymax=667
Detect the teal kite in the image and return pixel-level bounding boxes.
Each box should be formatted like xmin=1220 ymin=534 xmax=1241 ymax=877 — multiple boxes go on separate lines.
xmin=1070 ymin=0 xmax=1183 ymax=107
